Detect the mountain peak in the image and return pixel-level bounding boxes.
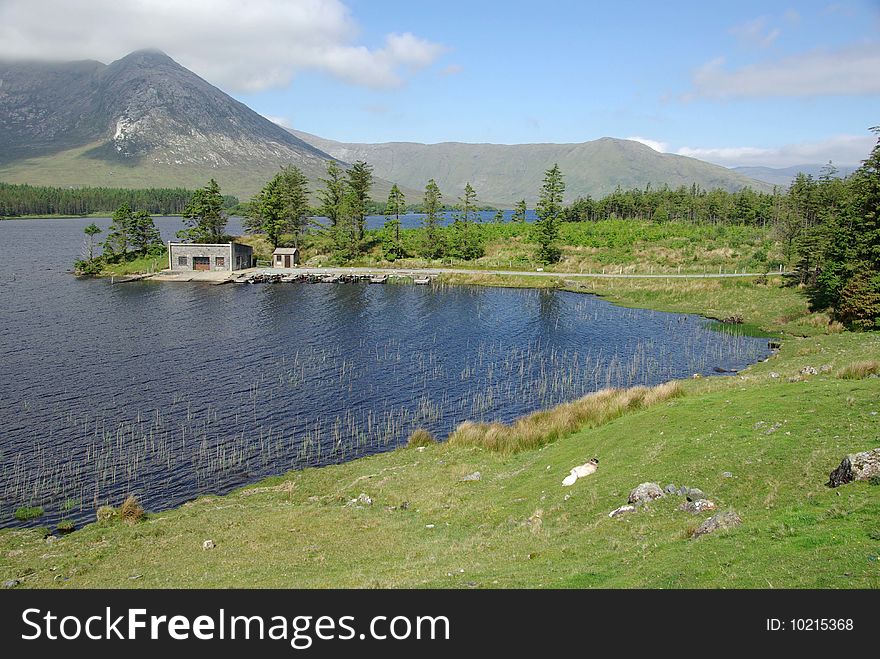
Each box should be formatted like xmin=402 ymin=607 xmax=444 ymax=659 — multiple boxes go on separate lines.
xmin=111 ymin=49 xmax=178 ymax=68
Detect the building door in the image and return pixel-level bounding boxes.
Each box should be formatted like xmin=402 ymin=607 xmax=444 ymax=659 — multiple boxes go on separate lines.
xmin=284 ymin=254 xmax=291 ymax=268
xmin=193 ymin=256 xmax=211 ymax=271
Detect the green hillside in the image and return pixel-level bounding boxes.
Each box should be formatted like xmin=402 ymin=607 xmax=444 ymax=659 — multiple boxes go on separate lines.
xmin=2 ymin=276 xmax=877 ymax=588
xmin=292 ymin=131 xmax=773 ymax=206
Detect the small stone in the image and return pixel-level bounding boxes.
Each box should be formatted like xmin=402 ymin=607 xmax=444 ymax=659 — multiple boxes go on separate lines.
xmin=202 ymin=539 xmax=215 ymax=550
xmin=800 ymin=366 xmax=818 ymax=376
xmin=2 ymin=579 xmax=20 ymax=589
xmin=609 ymin=505 xmax=636 ymax=518
xmin=686 ymin=487 xmax=706 ymax=502
xmin=459 ymin=471 xmax=481 ymax=482
xmin=664 ymin=484 xmax=678 ymax=494
xmin=345 ymin=492 xmax=373 ymax=507
xmin=563 ymin=494 xmax=571 ymax=501
xmin=692 ymin=511 xmax=742 ymax=538
xmin=45 ymin=535 xmax=56 ymax=544
xmin=425 ymin=524 xmax=435 ymax=529
xmin=722 ymin=471 xmax=733 ymax=478
xmin=679 ymin=499 xmax=717 ymax=513
xmin=628 ymin=482 xmax=664 ymax=505
xmin=769 ymin=372 xmax=780 ymax=379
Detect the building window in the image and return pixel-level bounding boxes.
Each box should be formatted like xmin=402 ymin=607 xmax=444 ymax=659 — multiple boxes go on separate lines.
xmin=215 ymin=256 xmax=225 ymax=268
xmin=177 ymin=256 xmax=187 ymax=266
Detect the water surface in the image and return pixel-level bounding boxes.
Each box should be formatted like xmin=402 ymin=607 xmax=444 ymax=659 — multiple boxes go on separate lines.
xmin=0 ymin=217 xmax=769 ymax=527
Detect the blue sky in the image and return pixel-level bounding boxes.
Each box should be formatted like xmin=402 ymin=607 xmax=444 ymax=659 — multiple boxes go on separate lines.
xmin=2 ymin=0 xmax=878 ymax=166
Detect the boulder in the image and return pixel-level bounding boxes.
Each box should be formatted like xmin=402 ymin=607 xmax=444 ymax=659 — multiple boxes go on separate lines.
xmin=827 ymin=448 xmax=880 ymax=487
xmin=692 ymin=511 xmax=742 ymax=539
xmin=664 ymin=484 xmax=678 ymax=495
xmin=608 ymin=505 xmax=636 ymax=518
xmin=679 ymin=499 xmax=717 ymax=514
xmin=2 ymin=579 xmax=20 ymax=589
xmin=800 ymin=366 xmax=818 ymax=376
xmin=685 ymin=487 xmax=706 ymax=502
xmin=628 ymin=482 xmax=664 ymax=505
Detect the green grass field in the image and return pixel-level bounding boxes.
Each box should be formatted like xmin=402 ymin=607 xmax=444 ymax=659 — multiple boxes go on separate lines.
xmin=1 ymin=275 xmax=877 ymax=588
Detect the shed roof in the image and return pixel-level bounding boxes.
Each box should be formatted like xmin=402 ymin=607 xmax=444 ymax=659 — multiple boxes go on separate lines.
xmin=272 ymin=248 xmax=299 ymax=254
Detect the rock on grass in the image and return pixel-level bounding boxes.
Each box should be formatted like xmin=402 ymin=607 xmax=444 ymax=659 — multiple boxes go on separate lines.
xmin=827 ymin=448 xmax=880 ymax=487
xmin=692 ymin=511 xmax=742 ymax=539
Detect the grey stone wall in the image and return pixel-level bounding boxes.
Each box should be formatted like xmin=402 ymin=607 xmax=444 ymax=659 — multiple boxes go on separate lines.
xmin=169 ymin=243 xmax=232 ymax=271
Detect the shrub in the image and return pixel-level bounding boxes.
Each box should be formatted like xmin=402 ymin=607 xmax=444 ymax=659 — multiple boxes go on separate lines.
xmin=14 ymin=506 xmax=44 ymax=521
xmin=96 ymin=505 xmax=117 ymax=524
xmin=836 ymin=270 xmax=880 ymax=329
xmin=406 ymin=428 xmax=437 ymax=448
xmin=119 ymin=495 xmax=145 ymax=524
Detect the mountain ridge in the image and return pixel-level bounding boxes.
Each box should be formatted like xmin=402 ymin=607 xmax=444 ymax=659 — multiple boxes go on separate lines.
xmin=289 ymin=129 xmax=772 ymax=205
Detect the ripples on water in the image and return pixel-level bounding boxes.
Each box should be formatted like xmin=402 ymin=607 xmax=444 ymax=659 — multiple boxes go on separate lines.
xmin=0 ymin=217 xmax=770 ymax=527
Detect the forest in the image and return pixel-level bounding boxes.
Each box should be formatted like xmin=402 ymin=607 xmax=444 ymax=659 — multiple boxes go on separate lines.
xmin=0 ymin=182 xmax=238 ymax=217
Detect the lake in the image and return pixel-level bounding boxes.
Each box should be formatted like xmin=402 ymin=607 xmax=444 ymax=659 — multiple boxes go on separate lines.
xmin=0 ymin=216 xmax=770 ymax=528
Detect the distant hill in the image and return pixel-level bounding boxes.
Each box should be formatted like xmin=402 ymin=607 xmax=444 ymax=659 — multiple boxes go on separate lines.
xmin=731 ymin=164 xmax=858 ymax=188
xmin=0 ymin=50 xmax=346 ymax=199
xmin=290 ymin=130 xmax=772 ymax=206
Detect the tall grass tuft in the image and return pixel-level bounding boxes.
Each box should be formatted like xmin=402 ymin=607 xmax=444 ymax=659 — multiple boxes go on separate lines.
xmin=119 ymin=495 xmax=145 ymax=525
xmin=836 ymin=360 xmax=880 ymax=380
xmin=447 ymin=381 xmax=683 ymax=454
xmin=406 ymin=428 xmax=437 ymax=448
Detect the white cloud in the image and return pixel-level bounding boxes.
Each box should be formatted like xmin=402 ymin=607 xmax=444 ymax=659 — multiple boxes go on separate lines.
xmin=693 ymin=45 xmax=880 ymax=98
xmin=0 ymin=0 xmax=446 ymax=91
xmin=626 ymin=136 xmax=669 ymax=152
xmin=264 ymin=115 xmax=292 ymax=128
xmin=675 ymin=134 xmax=874 ymax=168
xmin=729 ymin=17 xmax=781 ymax=48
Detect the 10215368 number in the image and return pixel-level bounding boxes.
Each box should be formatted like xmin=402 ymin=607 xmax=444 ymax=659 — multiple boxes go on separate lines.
xmin=790 ymin=619 xmax=854 ymax=631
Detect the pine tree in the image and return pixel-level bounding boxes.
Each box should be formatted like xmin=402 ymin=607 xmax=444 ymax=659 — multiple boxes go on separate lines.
xmin=383 ymin=184 xmax=406 ymax=260
xmin=421 ymin=179 xmax=445 ymax=259
xmin=248 ymin=166 xmax=310 ymax=249
xmin=179 ymin=179 xmax=227 ymax=243
xmin=346 ymin=160 xmax=374 ymax=245
xmin=102 ymin=203 xmax=134 ymax=258
xmin=83 ymin=223 xmax=102 ymax=261
xmin=534 ymin=164 xmax=564 ymax=264
xmin=130 ymin=210 xmax=162 ymax=253
xmin=511 ymin=199 xmax=527 ymax=223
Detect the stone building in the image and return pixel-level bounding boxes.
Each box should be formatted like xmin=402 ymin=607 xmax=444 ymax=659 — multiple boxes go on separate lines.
xmin=167 ymin=242 xmax=253 ymax=272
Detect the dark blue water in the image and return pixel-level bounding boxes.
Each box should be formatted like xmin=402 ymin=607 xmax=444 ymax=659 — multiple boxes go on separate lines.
xmin=0 ymin=217 xmax=769 ymax=528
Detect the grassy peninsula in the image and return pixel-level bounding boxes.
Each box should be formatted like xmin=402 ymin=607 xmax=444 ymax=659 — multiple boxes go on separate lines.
xmin=2 ymin=274 xmax=877 ymax=589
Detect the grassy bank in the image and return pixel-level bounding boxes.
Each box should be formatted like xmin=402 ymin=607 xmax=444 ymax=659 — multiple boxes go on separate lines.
xmin=2 ymin=276 xmax=878 ymax=588
xmin=238 ymin=219 xmax=783 ymax=275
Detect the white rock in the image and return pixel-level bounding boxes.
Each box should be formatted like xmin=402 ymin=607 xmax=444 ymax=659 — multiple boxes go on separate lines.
xmin=202 ymin=540 xmax=215 ymax=550
xmin=562 ymin=473 xmax=578 ymax=487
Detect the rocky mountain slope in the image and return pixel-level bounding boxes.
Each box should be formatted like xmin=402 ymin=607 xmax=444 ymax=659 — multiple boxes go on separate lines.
xmin=0 ymin=50 xmax=338 ymax=199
